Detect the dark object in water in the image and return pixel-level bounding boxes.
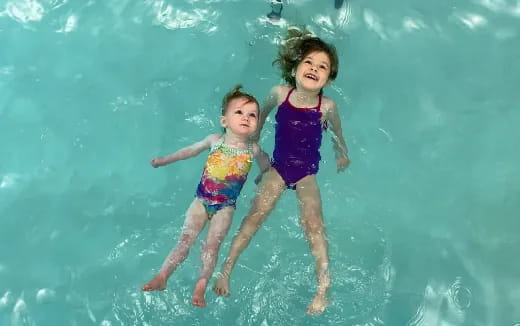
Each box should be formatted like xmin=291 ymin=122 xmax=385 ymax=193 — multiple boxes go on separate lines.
xmin=335 ymin=0 xmax=345 ymax=9
xmin=267 ymin=0 xmax=283 ymax=20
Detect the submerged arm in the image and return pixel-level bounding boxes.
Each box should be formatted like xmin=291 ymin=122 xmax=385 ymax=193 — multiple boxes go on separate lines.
xmin=252 ymin=143 xmax=271 ymax=184
xmin=327 ymin=102 xmax=350 ymax=172
xmin=252 ymin=86 xmax=280 ymax=142
xmin=253 ymin=144 xmax=270 ymax=173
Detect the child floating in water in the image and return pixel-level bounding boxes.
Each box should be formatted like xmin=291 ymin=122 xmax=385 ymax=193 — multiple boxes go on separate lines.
xmin=213 ymin=27 xmax=350 ymax=315
xmin=142 ymin=85 xmax=270 ymax=308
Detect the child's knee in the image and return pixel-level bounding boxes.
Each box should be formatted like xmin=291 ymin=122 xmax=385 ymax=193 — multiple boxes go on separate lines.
xmin=237 ymin=223 xmax=260 ymax=240
xmin=179 ymin=233 xmax=196 ymax=245
xmin=320 ymin=260 xmax=329 ymax=270
xmin=201 ymin=248 xmax=218 ymax=261
xmin=256 ymin=198 xmax=276 ymax=213
xmin=305 ymin=218 xmax=325 ymax=234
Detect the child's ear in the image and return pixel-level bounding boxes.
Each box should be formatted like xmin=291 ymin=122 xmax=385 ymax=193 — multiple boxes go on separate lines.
xmin=291 ymin=68 xmax=296 ymax=77
xmin=220 ymin=116 xmax=227 ymax=127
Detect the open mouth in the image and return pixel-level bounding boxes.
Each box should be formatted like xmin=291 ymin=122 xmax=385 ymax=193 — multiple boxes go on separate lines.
xmin=304 ymin=73 xmax=318 ymax=81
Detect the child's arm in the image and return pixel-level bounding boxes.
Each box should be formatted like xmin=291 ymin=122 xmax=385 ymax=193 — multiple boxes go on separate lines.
xmin=252 ymin=143 xmax=271 ymax=184
xmin=326 ymin=102 xmax=350 ymax=172
xmin=252 ymin=86 xmax=281 ymax=142
xmin=151 ymin=134 xmax=220 ymax=168
xmin=253 ymin=144 xmax=271 ymax=173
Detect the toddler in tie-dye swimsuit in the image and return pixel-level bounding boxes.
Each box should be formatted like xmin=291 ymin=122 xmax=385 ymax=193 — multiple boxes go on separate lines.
xmin=141 ymin=85 xmax=270 ymax=309
xmin=196 ymin=138 xmax=253 ymax=217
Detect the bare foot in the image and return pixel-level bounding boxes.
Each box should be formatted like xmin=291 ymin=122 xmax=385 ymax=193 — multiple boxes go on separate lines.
xmin=306 ymin=272 xmax=330 ymax=315
xmin=141 ymin=273 xmax=167 ymax=291
xmin=212 ymin=273 xmax=230 ymax=296
xmin=306 ymin=293 xmax=327 ymax=315
xmin=191 ymin=279 xmax=208 ymax=308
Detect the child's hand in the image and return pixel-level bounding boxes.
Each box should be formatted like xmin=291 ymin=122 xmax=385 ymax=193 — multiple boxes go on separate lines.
xmin=150 ymin=157 xmax=163 ymax=168
xmin=336 ymin=156 xmax=350 ymax=173
xmin=254 ymin=173 xmax=264 ymax=185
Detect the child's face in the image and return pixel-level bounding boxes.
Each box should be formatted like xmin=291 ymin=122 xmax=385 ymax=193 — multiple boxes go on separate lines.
xmin=294 ymin=51 xmax=331 ymax=92
xmin=221 ymin=97 xmax=259 ymax=137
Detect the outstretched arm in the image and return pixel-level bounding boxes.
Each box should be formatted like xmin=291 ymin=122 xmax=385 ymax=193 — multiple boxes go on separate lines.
xmin=151 ymin=134 xmax=219 ymax=167
xmin=251 ymin=86 xmax=281 ymax=142
xmin=326 ymin=102 xmax=350 ymax=172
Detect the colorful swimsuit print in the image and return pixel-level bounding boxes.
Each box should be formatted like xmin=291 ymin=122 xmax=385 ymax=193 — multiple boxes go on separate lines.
xmin=195 ymin=138 xmax=253 ymax=217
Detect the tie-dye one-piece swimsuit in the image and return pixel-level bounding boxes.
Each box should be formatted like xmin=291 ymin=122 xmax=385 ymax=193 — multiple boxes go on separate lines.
xmin=195 ymin=137 xmax=253 ymax=217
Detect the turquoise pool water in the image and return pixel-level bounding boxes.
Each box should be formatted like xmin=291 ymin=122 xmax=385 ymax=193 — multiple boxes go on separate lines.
xmin=1 ymin=0 xmax=519 ymax=325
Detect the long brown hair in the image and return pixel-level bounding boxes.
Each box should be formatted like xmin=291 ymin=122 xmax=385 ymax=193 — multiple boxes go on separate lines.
xmin=274 ymin=26 xmax=339 ymax=87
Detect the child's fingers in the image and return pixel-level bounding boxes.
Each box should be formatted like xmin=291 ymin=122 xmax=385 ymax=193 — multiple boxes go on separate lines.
xmin=337 ymin=162 xmax=348 ymax=173
xmin=254 ymin=174 xmax=263 ymax=184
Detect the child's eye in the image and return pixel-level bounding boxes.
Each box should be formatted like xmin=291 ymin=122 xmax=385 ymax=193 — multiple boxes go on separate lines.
xmin=320 ymin=65 xmax=327 ymax=70
xmin=249 ymin=113 xmax=257 ymax=118
xmin=235 ymin=110 xmax=243 ymax=114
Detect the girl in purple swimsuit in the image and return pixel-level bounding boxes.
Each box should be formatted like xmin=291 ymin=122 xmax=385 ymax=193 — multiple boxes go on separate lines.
xmin=213 ymin=27 xmax=350 ymax=315
xmin=141 ymin=85 xmax=270 ymax=308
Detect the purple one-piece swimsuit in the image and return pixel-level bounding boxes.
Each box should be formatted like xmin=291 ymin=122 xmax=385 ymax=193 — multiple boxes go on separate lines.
xmin=271 ymin=88 xmax=325 ymax=189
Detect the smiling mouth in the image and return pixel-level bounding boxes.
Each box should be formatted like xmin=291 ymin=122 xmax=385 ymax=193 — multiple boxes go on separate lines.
xmin=304 ymin=73 xmax=318 ymax=81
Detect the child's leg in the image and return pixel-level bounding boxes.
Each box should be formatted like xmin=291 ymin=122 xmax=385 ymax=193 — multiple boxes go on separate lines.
xmin=192 ymin=206 xmax=234 ymax=307
xmin=213 ymin=168 xmax=285 ymax=296
xmin=295 ymin=175 xmax=330 ymax=315
xmin=142 ymin=198 xmax=208 ymax=291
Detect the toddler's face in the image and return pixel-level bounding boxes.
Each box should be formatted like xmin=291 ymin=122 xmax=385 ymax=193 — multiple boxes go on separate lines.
xmin=221 ymin=98 xmax=259 ymax=137
xmin=294 ymin=51 xmax=331 ymax=92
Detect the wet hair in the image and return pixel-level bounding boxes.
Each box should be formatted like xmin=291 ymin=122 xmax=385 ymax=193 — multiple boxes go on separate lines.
xmin=221 ymin=84 xmax=259 ymax=115
xmin=274 ymin=26 xmax=339 ymax=87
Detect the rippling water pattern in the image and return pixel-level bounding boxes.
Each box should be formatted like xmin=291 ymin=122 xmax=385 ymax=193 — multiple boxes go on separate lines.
xmin=1 ymin=0 xmax=519 ymax=325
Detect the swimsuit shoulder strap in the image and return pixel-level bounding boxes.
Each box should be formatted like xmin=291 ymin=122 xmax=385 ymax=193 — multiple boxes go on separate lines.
xmin=316 ymin=91 xmax=323 ymax=111
xmin=213 ymin=135 xmax=252 ymax=156
xmin=283 ymin=87 xmax=296 ymax=103
xmin=247 ymin=141 xmax=254 ymax=155
xmin=209 ymin=135 xmax=225 ymax=153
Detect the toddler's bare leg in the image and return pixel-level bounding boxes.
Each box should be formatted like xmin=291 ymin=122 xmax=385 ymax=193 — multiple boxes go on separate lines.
xmin=142 ymin=198 xmax=208 ymax=291
xmin=192 ymin=207 xmax=234 ymax=308
xmin=213 ymin=168 xmax=285 ymax=296
xmin=296 ymin=175 xmax=330 ymax=315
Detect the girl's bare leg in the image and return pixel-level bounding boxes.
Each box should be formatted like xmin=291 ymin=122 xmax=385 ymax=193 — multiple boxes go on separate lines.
xmin=192 ymin=206 xmax=234 ymax=308
xmin=295 ymin=175 xmax=330 ymax=315
xmin=142 ymin=198 xmax=208 ymax=291
xmin=213 ymin=168 xmax=285 ymax=296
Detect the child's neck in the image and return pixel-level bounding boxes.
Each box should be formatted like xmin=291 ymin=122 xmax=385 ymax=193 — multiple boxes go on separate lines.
xmin=291 ymin=87 xmax=321 ymax=108
xmin=222 ymin=131 xmax=249 ymax=149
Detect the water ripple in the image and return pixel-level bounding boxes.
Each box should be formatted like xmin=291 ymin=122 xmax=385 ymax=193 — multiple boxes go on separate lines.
xmin=478 ymin=0 xmax=520 ymax=17
xmin=447 ymin=277 xmax=472 ymax=311
xmin=151 ymin=1 xmax=219 ymax=32
xmin=6 ymin=0 xmax=44 ymax=24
